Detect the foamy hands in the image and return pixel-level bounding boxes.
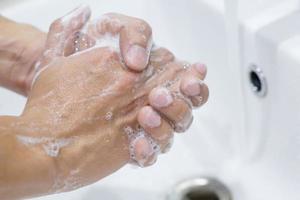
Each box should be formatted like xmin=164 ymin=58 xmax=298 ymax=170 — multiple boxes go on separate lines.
xmin=15 ymin=5 xmax=209 ymax=194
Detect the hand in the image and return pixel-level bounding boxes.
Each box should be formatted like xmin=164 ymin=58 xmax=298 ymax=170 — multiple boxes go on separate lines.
xmin=63 ymin=11 xmax=153 ymax=72
xmin=0 ymin=6 xmax=154 ymax=96
xmin=15 ymin=6 xmax=209 ymax=194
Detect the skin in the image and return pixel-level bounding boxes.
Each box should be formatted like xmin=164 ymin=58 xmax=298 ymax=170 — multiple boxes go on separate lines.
xmin=0 ymin=6 xmax=152 ymax=95
xmin=0 ymin=6 xmax=209 ymax=200
xmin=0 ymin=16 xmax=46 ymax=95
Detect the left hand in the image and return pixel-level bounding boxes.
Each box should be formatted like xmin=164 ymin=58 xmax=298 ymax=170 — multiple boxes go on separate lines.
xmin=1 ymin=5 xmax=154 ymax=96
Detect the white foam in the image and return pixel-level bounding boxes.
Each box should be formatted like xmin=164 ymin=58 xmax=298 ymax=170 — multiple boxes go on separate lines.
xmin=125 ymin=127 xmax=160 ymax=167
xmin=16 ymin=135 xmax=73 ymax=157
xmin=42 ymin=138 xmax=72 ymax=157
xmin=105 ymin=111 xmax=113 ymax=121
xmin=16 ymin=135 xmax=48 ymax=145
xmin=94 ymin=33 xmax=120 ymax=52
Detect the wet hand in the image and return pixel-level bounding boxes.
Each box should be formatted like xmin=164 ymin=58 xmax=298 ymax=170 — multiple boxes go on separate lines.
xmin=17 ymin=5 xmax=209 ymax=192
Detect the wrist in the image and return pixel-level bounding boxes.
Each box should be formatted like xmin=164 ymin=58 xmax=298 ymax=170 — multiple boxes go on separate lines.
xmin=0 ymin=17 xmax=46 ymax=95
xmin=0 ymin=115 xmax=56 ymax=199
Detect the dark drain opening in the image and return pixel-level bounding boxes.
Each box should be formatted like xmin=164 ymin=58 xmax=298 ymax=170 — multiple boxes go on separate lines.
xmin=184 ymin=189 xmax=219 ymax=200
xmin=248 ymin=64 xmax=267 ymax=97
xmin=250 ymin=71 xmax=262 ymax=92
xmin=168 ymin=177 xmax=232 ymax=200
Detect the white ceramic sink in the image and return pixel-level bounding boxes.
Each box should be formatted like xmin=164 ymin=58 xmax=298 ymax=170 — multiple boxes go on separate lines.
xmin=0 ymin=0 xmax=299 ymax=199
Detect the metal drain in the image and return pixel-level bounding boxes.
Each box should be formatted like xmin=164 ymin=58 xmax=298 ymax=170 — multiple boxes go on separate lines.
xmin=167 ymin=177 xmax=232 ymax=200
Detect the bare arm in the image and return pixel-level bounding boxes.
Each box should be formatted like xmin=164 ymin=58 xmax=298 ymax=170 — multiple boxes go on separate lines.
xmin=0 ymin=116 xmax=55 ymax=199
xmin=0 ymin=16 xmax=46 ymax=95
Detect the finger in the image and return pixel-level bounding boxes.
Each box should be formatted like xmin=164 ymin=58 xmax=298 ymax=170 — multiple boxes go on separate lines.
xmin=41 ymin=5 xmax=91 ymax=66
xmin=191 ymin=83 xmax=209 ymax=107
xmin=182 ymin=62 xmax=207 ymax=80
xmin=191 ymin=63 xmax=207 ymax=80
xmin=94 ymin=13 xmax=123 ymax=35
xmin=180 ymin=76 xmax=202 ymax=97
xmin=149 ymin=86 xmax=193 ymax=133
xmin=129 ymin=131 xmax=159 ymax=167
xmin=137 ymin=106 xmax=174 ymax=152
xmin=119 ymin=17 xmax=152 ymax=71
xmin=180 ymin=63 xmax=209 ymax=107
xmin=88 ymin=13 xmax=153 ymax=71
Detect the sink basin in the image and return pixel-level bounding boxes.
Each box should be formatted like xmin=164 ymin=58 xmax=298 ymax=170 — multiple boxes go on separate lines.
xmin=0 ymin=0 xmax=299 ymax=199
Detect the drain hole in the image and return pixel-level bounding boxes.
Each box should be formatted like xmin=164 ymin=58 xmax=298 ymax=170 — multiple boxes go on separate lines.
xmin=248 ymin=65 xmax=267 ymax=97
xmin=168 ymin=177 xmax=232 ymax=200
xmin=185 ymin=189 xmax=219 ymax=200
xmin=250 ymin=71 xmax=262 ymax=92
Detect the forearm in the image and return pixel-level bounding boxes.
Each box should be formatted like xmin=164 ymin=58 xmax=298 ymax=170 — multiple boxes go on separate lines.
xmin=0 ymin=16 xmax=46 ymax=95
xmin=0 ymin=116 xmax=55 ymax=200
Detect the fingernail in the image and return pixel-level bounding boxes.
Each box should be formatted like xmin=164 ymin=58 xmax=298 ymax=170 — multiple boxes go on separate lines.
xmin=194 ymin=63 xmax=207 ymax=75
xmin=126 ymin=45 xmax=148 ymax=71
xmin=134 ymin=137 xmax=152 ymax=161
xmin=183 ymin=79 xmax=201 ymax=96
xmin=144 ymin=108 xmax=161 ymax=128
xmin=151 ymin=87 xmax=173 ymax=108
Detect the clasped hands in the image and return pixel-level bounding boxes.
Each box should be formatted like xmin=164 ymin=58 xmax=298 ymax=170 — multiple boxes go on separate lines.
xmin=0 ymin=5 xmax=209 ymax=198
